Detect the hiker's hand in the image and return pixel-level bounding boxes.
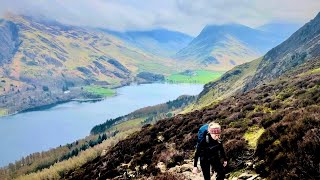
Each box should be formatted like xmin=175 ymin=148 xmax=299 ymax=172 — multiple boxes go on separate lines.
xmin=223 ymin=161 xmax=227 ymax=167
xmin=192 ymin=167 xmax=199 ymax=174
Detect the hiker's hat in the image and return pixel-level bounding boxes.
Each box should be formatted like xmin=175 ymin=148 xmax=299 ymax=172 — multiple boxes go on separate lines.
xmin=208 ymin=122 xmax=221 ymax=134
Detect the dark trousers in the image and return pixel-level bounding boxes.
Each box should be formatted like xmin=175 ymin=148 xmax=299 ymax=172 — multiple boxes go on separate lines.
xmin=200 ymin=157 xmax=225 ymax=180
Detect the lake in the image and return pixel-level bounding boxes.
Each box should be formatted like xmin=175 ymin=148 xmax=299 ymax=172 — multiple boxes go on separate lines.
xmin=0 ymin=83 xmax=203 ymax=167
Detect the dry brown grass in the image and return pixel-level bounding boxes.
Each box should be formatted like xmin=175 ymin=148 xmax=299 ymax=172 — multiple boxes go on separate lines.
xmin=15 ymin=129 xmax=139 ymax=180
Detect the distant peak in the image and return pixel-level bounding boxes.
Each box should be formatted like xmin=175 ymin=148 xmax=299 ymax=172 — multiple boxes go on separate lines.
xmin=204 ymin=23 xmax=249 ymax=29
xmin=201 ymin=23 xmax=253 ymax=33
xmin=198 ymin=23 xmax=256 ymax=38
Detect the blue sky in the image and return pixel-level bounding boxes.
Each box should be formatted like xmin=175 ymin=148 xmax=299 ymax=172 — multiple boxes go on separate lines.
xmin=1 ymin=0 xmax=320 ymax=35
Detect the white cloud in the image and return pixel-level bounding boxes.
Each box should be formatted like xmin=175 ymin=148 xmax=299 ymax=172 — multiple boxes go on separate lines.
xmin=0 ymin=0 xmax=319 ymax=35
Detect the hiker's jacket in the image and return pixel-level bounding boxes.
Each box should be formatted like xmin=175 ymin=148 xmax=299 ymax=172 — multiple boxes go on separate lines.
xmin=194 ymin=134 xmax=226 ymax=167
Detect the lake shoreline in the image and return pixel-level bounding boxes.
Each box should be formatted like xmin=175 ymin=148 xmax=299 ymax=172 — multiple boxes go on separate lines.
xmin=0 ymin=94 xmax=115 ymax=118
xmin=0 ymin=83 xmax=203 ymax=167
xmin=0 ymin=80 xmax=130 ymax=118
xmin=0 ymin=80 xmax=199 ymax=118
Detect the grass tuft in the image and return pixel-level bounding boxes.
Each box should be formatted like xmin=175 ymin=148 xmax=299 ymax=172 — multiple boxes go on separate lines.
xmin=244 ymin=126 xmax=265 ymax=149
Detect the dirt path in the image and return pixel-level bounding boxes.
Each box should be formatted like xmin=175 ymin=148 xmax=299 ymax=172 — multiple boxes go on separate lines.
xmin=156 ymin=159 xmax=262 ymax=180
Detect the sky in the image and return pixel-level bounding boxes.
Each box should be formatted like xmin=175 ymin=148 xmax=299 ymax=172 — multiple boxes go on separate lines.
xmin=0 ymin=0 xmax=320 ymax=35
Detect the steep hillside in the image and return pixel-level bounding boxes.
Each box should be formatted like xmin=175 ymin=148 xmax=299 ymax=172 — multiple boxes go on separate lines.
xmin=104 ymin=29 xmax=193 ymax=57
xmin=174 ymin=24 xmax=287 ymax=71
xmin=1 ymin=14 xmax=177 ymax=89
xmin=245 ymin=12 xmax=320 ymax=90
xmin=187 ymin=57 xmax=262 ymax=111
xmin=191 ymin=12 xmax=320 ymax=110
xmin=90 ymin=95 xmax=197 ymax=135
xmin=0 ymin=19 xmax=20 ymax=65
xmin=65 ymin=58 xmax=320 ymax=180
xmin=0 ymin=14 xmax=182 ymax=115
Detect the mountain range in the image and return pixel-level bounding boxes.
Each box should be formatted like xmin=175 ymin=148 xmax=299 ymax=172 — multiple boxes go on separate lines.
xmin=0 ymin=14 xmax=181 ymax=114
xmin=191 ymin=12 xmax=320 ymax=110
xmin=175 ymin=23 xmax=300 ymax=71
xmin=0 ymin=9 xmax=319 ymax=180
xmin=0 ymin=14 xmax=178 ymax=89
xmin=63 ymin=12 xmax=320 ymax=180
xmin=0 ymin=13 xmax=298 ymax=115
xmin=103 ymin=28 xmax=193 ymax=57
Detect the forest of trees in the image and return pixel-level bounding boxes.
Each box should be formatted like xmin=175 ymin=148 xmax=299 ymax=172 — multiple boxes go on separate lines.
xmin=91 ymin=95 xmax=196 ymax=135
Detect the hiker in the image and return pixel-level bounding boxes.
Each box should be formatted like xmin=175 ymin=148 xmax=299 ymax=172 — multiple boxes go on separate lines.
xmin=192 ymin=122 xmax=227 ymax=180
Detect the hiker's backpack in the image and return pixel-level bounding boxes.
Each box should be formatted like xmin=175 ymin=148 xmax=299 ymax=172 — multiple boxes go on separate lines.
xmin=197 ymin=124 xmax=209 ymax=147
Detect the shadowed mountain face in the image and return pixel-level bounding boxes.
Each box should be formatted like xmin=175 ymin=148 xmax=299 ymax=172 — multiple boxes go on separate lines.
xmin=0 ymin=20 xmax=20 ymax=65
xmin=174 ymin=23 xmax=299 ymax=71
xmin=103 ymin=29 xmax=193 ymax=57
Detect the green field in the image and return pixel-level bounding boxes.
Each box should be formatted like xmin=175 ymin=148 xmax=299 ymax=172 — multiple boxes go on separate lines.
xmin=166 ymin=70 xmax=224 ymax=84
xmin=0 ymin=108 xmax=8 ymax=117
xmin=83 ymin=86 xmax=115 ymax=97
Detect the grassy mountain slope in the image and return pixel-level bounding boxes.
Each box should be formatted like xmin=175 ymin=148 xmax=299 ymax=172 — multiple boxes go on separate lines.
xmin=0 ymin=19 xmax=20 ymax=65
xmin=0 ymin=14 xmax=188 ymax=115
xmin=65 ymin=57 xmax=320 ymax=180
xmin=174 ymin=24 xmax=290 ymax=71
xmin=184 ymin=58 xmax=262 ymax=111
xmin=1 ymin=14 xmax=177 ymax=89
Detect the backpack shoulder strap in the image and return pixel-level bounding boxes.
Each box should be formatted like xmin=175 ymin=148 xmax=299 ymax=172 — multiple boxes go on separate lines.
xmin=205 ymin=133 xmax=210 ymax=143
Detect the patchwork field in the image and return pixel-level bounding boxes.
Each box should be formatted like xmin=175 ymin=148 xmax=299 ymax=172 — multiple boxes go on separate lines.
xmin=83 ymin=86 xmax=115 ymax=97
xmin=166 ymin=70 xmax=224 ymax=84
